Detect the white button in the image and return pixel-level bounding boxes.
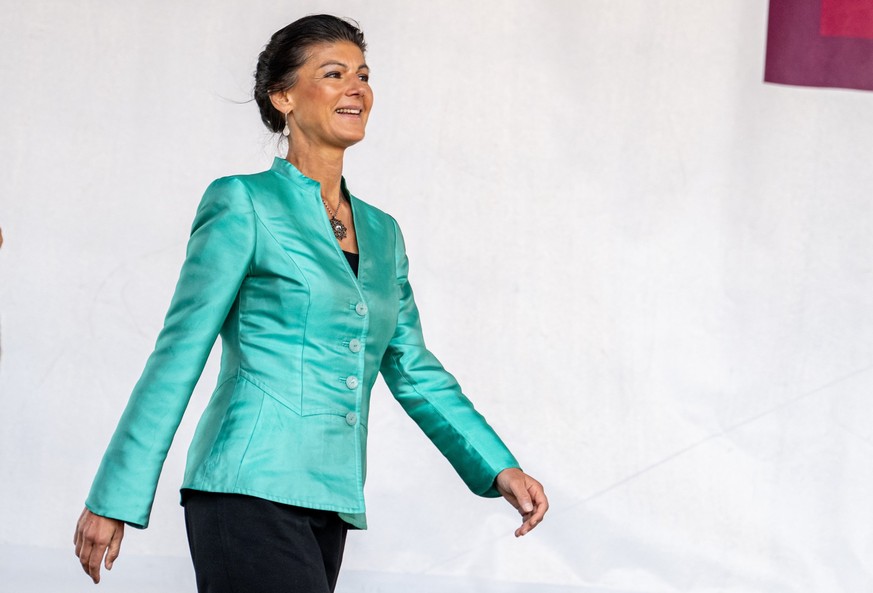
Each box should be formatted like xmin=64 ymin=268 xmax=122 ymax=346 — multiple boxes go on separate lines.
xmin=346 ymin=412 xmax=357 ymax=426
xmin=355 ymin=302 xmax=368 ymax=316
xmin=349 ymin=339 xmax=362 ymax=353
xmin=345 ymin=376 xmax=359 ymax=389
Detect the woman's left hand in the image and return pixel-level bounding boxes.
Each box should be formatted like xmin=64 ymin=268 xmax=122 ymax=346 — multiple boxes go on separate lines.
xmin=495 ymin=468 xmax=549 ymax=537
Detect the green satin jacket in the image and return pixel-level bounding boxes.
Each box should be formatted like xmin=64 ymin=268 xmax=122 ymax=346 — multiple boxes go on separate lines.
xmin=85 ymin=158 xmax=519 ymax=529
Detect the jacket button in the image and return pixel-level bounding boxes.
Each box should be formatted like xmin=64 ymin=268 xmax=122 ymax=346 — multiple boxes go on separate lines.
xmin=345 ymin=412 xmax=357 ymax=426
xmin=345 ymin=376 xmax=359 ymax=389
xmin=349 ymin=339 xmax=362 ymax=353
xmin=355 ymin=302 xmax=368 ymax=316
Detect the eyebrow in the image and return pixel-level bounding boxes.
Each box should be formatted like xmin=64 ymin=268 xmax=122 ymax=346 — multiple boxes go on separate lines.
xmin=317 ymin=60 xmax=369 ymax=71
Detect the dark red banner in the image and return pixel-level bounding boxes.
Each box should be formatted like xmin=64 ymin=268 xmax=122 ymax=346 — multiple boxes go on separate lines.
xmin=765 ymin=0 xmax=873 ymax=90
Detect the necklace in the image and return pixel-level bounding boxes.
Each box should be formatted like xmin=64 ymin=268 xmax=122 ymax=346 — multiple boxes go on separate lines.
xmin=322 ymin=196 xmax=348 ymax=240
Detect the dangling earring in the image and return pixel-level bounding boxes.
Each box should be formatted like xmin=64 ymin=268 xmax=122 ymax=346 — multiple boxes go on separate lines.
xmin=282 ymin=111 xmax=290 ymax=137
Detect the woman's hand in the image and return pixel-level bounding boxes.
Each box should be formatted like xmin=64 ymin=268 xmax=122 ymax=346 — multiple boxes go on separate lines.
xmin=74 ymin=508 xmax=124 ymax=584
xmin=495 ymin=468 xmax=549 ymax=537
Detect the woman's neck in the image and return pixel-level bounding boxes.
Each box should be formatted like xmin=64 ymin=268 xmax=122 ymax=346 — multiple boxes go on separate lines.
xmin=285 ymin=145 xmax=345 ymax=203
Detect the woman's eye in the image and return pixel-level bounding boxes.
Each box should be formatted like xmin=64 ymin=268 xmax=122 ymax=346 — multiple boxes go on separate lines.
xmin=325 ymin=71 xmax=341 ymax=78
xmin=358 ymin=74 xmax=370 ymax=82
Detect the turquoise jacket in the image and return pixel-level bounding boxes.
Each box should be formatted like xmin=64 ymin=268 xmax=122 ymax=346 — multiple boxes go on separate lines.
xmin=85 ymin=158 xmax=519 ymax=529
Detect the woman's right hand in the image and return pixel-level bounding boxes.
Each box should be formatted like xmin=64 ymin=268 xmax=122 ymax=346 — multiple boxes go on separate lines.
xmin=74 ymin=508 xmax=124 ymax=584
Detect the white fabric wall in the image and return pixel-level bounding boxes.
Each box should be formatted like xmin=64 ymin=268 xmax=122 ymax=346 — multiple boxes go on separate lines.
xmin=1 ymin=1 xmax=872 ymax=591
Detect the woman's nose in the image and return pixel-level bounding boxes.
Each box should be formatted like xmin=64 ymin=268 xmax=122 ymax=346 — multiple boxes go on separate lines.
xmin=347 ymin=78 xmax=367 ymax=96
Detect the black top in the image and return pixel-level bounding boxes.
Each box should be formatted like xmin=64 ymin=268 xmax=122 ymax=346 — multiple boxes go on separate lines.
xmin=343 ymin=250 xmax=359 ymax=276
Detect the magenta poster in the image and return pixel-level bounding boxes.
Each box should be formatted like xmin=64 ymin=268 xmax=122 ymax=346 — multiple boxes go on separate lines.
xmin=765 ymin=0 xmax=873 ymax=90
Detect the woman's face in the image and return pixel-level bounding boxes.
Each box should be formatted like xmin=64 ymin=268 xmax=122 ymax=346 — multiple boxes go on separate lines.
xmin=284 ymin=41 xmax=372 ymax=150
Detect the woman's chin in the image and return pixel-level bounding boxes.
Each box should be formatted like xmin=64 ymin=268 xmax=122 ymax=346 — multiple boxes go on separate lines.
xmin=336 ymin=131 xmax=366 ymax=148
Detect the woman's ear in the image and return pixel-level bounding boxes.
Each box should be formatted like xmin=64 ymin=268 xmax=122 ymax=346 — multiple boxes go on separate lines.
xmin=269 ymin=89 xmax=294 ymax=114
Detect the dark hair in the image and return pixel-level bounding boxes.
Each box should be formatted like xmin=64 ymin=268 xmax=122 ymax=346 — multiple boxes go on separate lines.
xmin=254 ymin=15 xmax=367 ymax=133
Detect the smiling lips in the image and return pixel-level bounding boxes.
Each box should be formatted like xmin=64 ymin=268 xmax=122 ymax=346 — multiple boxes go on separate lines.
xmin=336 ymin=108 xmax=362 ymax=116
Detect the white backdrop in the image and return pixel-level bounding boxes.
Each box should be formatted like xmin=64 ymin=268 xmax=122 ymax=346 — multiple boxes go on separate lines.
xmin=2 ymin=1 xmax=872 ymax=592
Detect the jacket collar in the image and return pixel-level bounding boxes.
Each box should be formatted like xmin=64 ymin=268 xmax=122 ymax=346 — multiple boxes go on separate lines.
xmin=270 ymin=157 xmax=352 ymax=199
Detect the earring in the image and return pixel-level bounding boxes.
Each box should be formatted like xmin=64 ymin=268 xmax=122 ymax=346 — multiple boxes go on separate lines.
xmin=282 ymin=112 xmax=290 ymax=137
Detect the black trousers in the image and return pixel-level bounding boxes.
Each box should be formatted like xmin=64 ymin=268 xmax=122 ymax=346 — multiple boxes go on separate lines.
xmin=183 ymin=491 xmax=349 ymax=593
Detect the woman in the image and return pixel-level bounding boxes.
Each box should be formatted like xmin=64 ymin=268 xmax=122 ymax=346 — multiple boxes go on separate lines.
xmin=74 ymin=15 xmax=547 ymax=592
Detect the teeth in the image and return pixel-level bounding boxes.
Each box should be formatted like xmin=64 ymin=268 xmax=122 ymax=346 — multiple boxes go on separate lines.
xmin=336 ymin=108 xmax=361 ymax=114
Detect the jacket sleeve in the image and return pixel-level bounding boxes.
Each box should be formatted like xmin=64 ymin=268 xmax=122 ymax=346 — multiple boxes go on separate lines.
xmin=379 ymin=218 xmax=520 ymax=497
xmin=85 ymin=177 xmax=256 ymax=528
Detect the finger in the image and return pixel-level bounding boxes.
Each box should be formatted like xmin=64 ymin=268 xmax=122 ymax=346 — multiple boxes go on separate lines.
xmin=512 ymin=505 xmax=534 ymax=536
xmin=78 ymin=539 xmax=94 ymax=578
xmin=515 ymin=484 xmax=548 ymax=537
xmin=527 ymin=485 xmax=549 ymax=526
xmin=516 ymin=509 xmax=542 ymax=537
xmin=74 ymin=508 xmax=87 ymax=547
xmin=87 ymin=543 xmax=106 ymax=584
xmin=79 ymin=524 xmax=108 ymax=584
xmin=509 ymin=479 xmax=534 ymax=515
xmin=105 ymin=527 xmax=123 ymax=570
xmin=75 ymin=522 xmax=88 ymax=561
xmin=516 ymin=511 xmax=538 ymax=537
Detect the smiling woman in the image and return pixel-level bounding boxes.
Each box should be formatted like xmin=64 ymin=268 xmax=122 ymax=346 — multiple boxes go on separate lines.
xmin=267 ymin=40 xmax=374 ymax=252
xmin=278 ymin=45 xmax=372 ymax=145
xmin=73 ymin=14 xmax=547 ymax=593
